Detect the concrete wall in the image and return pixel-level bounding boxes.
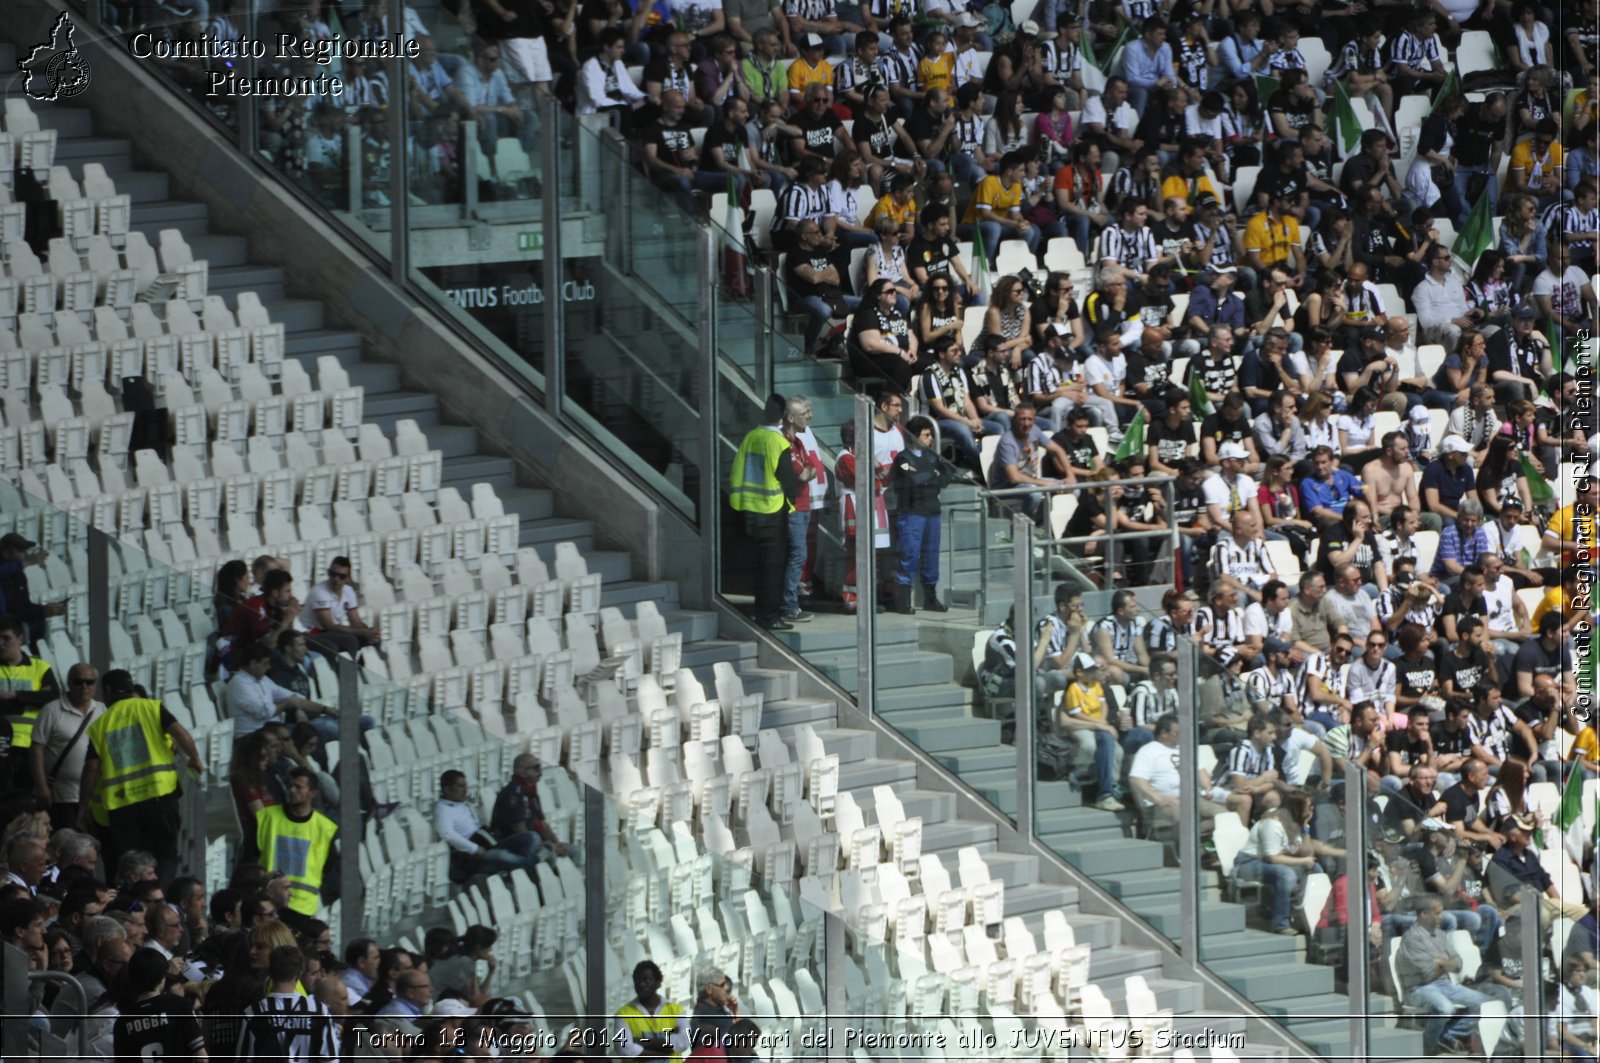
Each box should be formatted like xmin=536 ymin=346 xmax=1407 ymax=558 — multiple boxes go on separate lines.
xmin=10 ymin=0 xmax=707 ymax=606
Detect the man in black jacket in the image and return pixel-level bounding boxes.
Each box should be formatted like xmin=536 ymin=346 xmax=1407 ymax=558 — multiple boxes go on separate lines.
xmin=890 ymin=416 xmax=953 ymax=614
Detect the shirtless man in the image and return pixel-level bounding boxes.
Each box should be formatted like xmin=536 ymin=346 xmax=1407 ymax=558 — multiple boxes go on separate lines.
xmin=1362 ymin=431 xmax=1438 ymax=531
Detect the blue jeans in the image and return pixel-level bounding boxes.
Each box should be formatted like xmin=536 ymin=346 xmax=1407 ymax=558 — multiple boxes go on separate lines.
xmin=1446 ymin=904 xmax=1503 ymax=952
xmin=798 ymin=293 xmax=861 ymax=351
xmin=469 ymin=829 xmax=554 ymax=875
xmin=784 ymin=510 xmax=810 ymax=614
xmin=895 ymin=511 xmax=941 ymax=588
xmin=1122 ymin=727 xmax=1155 ymax=761
xmin=652 ymin=169 xmax=725 ymax=212
xmin=936 ymin=418 xmax=983 ymax=472
xmin=949 ymin=151 xmax=986 ymax=189
xmin=1233 ymin=856 xmax=1301 ymax=930
xmin=309 ymin=714 xmax=377 ymax=747
xmin=1452 ymin=163 xmax=1497 ymax=217
xmin=1074 ymin=729 xmax=1120 ymax=798
xmin=1409 ymin=977 xmax=1488 ymax=1053
xmin=1064 ymin=211 xmax=1096 ymax=255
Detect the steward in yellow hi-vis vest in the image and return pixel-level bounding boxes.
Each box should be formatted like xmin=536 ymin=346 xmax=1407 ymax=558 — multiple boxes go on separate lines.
xmin=615 ymin=961 xmax=689 ymax=1061
xmin=79 ymin=669 xmax=205 ymax=883
xmin=257 ymin=768 xmax=339 ymax=917
xmin=728 ymin=399 xmax=802 ymax=632
xmin=0 ymin=612 xmax=61 ymax=768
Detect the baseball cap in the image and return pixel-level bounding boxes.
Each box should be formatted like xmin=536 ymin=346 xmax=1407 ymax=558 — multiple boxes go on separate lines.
xmin=432 ymin=998 xmax=477 ymax=1018
xmin=1050 ymin=322 xmax=1073 ymax=337
xmin=1263 ymin=636 xmax=1292 ymax=655
xmin=1218 ymin=441 xmax=1249 ymax=461
xmin=1512 ymin=302 xmax=1536 ymax=319
xmin=1408 ymin=405 xmax=1431 ymax=423
xmin=1216 ymin=646 xmax=1239 ymax=667
xmin=0 ymin=533 xmax=36 ymax=553
xmin=1073 ymin=652 xmax=1099 ymax=672
xmin=1440 ymin=435 xmax=1471 ymax=455
xmin=1019 ymin=19 xmax=1041 ymax=36
xmin=956 ymin=11 xmax=983 ymax=28
xmin=802 ymin=32 xmax=824 ymax=49
xmin=1501 ymin=495 xmax=1525 ymax=510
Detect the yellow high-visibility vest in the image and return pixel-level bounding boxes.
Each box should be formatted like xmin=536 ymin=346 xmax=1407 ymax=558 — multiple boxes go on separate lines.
xmin=257 ymin=804 xmax=338 ymax=916
xmin=0 ymin=654 xmax=54 ymax=749
xmin=85 ymin=697 xmax=178 ymax=814
xmin=617 ymin=1001 xmax=687 ymax=1063
xmin=729 ymin=426 xmax=790 ymax=515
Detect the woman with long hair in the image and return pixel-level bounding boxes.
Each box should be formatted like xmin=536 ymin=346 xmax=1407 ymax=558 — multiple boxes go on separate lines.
xmin=1498 ymin=193 xmax=1547 ymax=292
xmin=984 ymin=91 xmax=1030 ymax=161
xmin=822 ymin=152 xmax=873 ymax=250
xmin=201 ymin=933 xmax=266 ymax=1053
xmin=1303 ymin=327 xmax=1343 ymax=405
xmin=1224 ymin=78 xmax=1266 ymax=167
xmin=1259 ymin=454 xmax=1317 ymax=564
xmin=971 ymin=274 xmax=1033 ymax=368
xmin=1299 ymin=391 xmax=1340 ymax=457
xmin=213 ymin=560 xmax=249 ymax=628
xmin=915 ymin=274 xmax=964 ymax=350
xmin=1034 ymin=85 xmax=1075 ymax=169
xmin=1483 ymin=759 xmax=1542 ymax=841
xmin=1466 ymin=250 xmax=1515 ymax=328
xmin=1476 ymin=433 xmax=1535 ymax=516
xmin=1233 ymin=790 xmax=1320 ymax=934
xmin=1295 ymin=272 xmax=1345 ymax=335
xmin=1337 ymin=387 xmax=1382 ymax=468
xmin=229 ymin=731 xmax=281 ymax=863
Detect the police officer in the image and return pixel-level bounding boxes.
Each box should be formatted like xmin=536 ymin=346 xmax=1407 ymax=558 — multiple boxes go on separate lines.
xmin=728 ymin=396 xmax=802 ymax=632
xmin=256 ymin=767 xmax=338 ymax=920
xmin=78 ymin=670 xmax=205 ymax=884
xmin=0 ymin=612 xmax=61 ymax=788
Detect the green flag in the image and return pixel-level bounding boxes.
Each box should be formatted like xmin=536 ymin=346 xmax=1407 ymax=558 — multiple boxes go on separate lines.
xmin=1522 ymin=452 xmax=1554 ymax=506
xmin=1087 ymin=23 xmax=1134 ymax=74
xmin=1113 ymin=407 xmax=1146 ymax=461
xmin=1254 ymin=75 xmax=1281 ymax=108
xmin=970 ymin=218 xmax=991 ymax=304
xmin=1549 ymin=321 xmax=1563 ymax=375
xmin=1429 ymin=71 xmax=1459 ymax=113
xmin=1189 ymin=368 xmax=1213 ymax=421
xmin=1452 ymin=184 xmax=1496 ymax=271
xmin=1331 ymin=79 xmax=1364 ymax=156
xmin=1541 ymin=764 xmax=1587 ymax=852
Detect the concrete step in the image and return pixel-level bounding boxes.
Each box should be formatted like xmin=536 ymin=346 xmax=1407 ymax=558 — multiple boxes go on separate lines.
xmin=811 ymin=649 xmax=954 ymax=691
xmin=804 ymin=727 xmax=876 ymax=763
xmin=729 ymin=666 xmax=794 ymax=703
xmin=885 ymin=717 xmax=1002 ymax=752
xmin=931 ymin=746 xmax=1015 ymax=774
xmin=770 ymin=622 xmax=919 ymax=654
xmin=1104 ymin=976 xmax=1206 ymax=1018
xmin=55 ymin=136 xmax=129 ymax=166
xmin=259 ymin=297 xmax=326 ymax=333
xmin=920 ymin=819 xmax=998 ymax=852
xmin=927 ymin=848 xmax=1038 ymax=889
xmin=1198 ymin=929 xmax=1308 ymax=964
xmin=875 ymin=684 xmax=976 ymax=714
xmin=209 ymin=263 xmax=286 ymax=301
xmin=285 ymin=328 xmax=364 ymax=358
xmin=836 ymin=757 xmax=917 ymax=790
xmin=999 ymin=881 xmax=1081 ymax=919
xmin=660 ymin=608 xmax=714 ymax=642
xmin=601 ymin=580 xmax=684 ymax=613
xmin=1041 ymin=836 xmax=1166 ymax=875
xmin=760 ymin=697 xmax=837 ymax=729
xmin=1084 ymin=944 xmax=1165 ymax=982
xmin=131 ymin=199 xmax=208 ymax=238
xmin=1129 ymin=896 xmax=1247 ymax=937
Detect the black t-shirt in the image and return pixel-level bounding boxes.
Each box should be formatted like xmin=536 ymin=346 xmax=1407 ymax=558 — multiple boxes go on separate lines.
xmin=1123 ymin=348 xmax=1170 ymax=397
xmin=793 ymin=109 xmax=845 ymax=157
xmin=699 ymin=121 xmax=749 ymax=172
xmin=1150 ymin=219 xmax=1193 ymax=264
xmin=1438 ymin=781 xmax=1483 ymax=827
xmin=782 ymin=247 xmax=839 ymax=298
xmin=1316 ymin=524 xmax=1379 ymax=582
xmin=1438 ymin=590 xmax=1487 ymax=634
xmin=1200 ymin=410 xmax=1251 ymax=449
xmin=473 ymin=0 xmax=545 ymax=38
xmin=1172 ymin=480 xmax=1207 ymax=527
xmin=1433 ymin=721 xmax=1474 ymax=758
xmin=907 ymin=234 xmax=956 ymax=279
xmin=1455 ymin=102 xmax=1507 ymax=167
xmin=1512 ymin=701 xmax=1555 ymax=761
xmin=1387 ymin=730 xmax=1434 ymax=773
xmin=1487 ymin=328 xmax=1546 ymax=380
xmin=114 ymin=993 xmax=206 ymax=1062
xmin=1064 ymin=489 xmax=1105 ymax=538
xmin=1257 ymin=163 xmax=1308 ymax=204
xmin=850 ymin=303 xmax=910 ymax=351
xmin=642 ymin=56 xmax=693 ymax=97
xmin=1127 ymin=288 xmax=1176 ymax=330
xmin=1031 ymin=294 xmax=1082 ymax=335
xmin=1052 ymin=429 xmax=1100 ymax=474
xmin=905 ymin=108 xmax=942 ymax=155
xmin=1266 ymin=90 xmax=1316 ymax=136
xmin=1148 ymin=416 xmax=1197 ymax=466
xmin=1514 ymin=637 xmax=1571 ymax=681
xmin=1439 ymin=645 xmax=1492 ymax=694
xmin=644 ymin=119 xmax=696 ymax=169
xmin=1394 ymin=653 xmax=1439 ymax=699
xmin=852 ymin=113 xmax=903 ymax=161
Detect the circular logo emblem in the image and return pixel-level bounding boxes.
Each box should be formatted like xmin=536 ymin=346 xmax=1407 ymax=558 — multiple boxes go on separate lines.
xmin=47 ymin=51 xmax=92 ymax=99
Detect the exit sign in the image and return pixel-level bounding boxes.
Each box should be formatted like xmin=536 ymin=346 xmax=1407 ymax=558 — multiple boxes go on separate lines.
xmin=517 ymin=232 xmax=543 ymax=252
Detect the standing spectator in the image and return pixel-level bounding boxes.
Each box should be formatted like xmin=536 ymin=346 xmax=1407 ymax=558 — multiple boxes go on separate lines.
xmin=888 ymin=416 xmax=952 ymax=614
xmin=0 ymin=534 xmax=65 ymax=638
xmin=79 ymin=670 xmax=204 ymax=884
xmin=1396 ymin=897 xmax=1490 ymax=1056
xmin=297 ymin=558 xmax=380 ymax=658
xmin=0 ymin=612 xmax=61 ymax=784
xmin=780 ymin=396 xmax=824 ymax=623
xmin=239 ymin=945 xmax=342 ymax=1060
xmin=29 ymin=663 xmax=103 ymax=832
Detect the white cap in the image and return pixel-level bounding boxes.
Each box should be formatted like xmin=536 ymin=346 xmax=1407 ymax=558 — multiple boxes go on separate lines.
xmin=956 ymin=11 xmax=983 ymax=28
xmin=1218 ymin=441 xmax=1249 ymax=461
xmin=1440 ymin=435 xmax=1471 ymax=454
xmin=1408 ymin=405 xmax=1430 ymax=423
xmin=432 ymin=999 xmax=477 ymax=1018
xmin=1073 ymin=652 xmax=1099 ymax=672
xmin=803 ymin=32 xmax=824 ymax=49
xmin=1020 ymin=19 xmax=1041 ymax=36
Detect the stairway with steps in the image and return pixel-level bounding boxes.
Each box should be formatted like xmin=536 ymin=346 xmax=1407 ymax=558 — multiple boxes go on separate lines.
xmin=0 ymin=34 xmax=1381 ymax=1060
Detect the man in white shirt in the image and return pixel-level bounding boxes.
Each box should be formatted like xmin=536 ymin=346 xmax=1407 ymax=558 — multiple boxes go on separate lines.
xmin=1241 ymin=578 xmax=1294 ymax=661
xmin=434 ymin=769 xmax=544 ymax=878
xmin=224 ymin=643 xmax=337 ymax=742
xmin=298 ymin=557 xmax=380 ymax=657
xmin=1127 ymin=713 xmax=1225 ymax=835
xmin=29 ymin=663 xmax=104 ymax=831
xmin=1532 ymin=236 xmax=1598 ymax=342
xmin=1201 ymin=441 xmax=1262 ymax=530
xmin=1411 ymin=244 xmax=1474 ymax=354
xmin=1346 ymin=631 xmax=1398 ymax=725
xmin=578 ymin=28 xmax=648 ymax=117
xmin=1080 ymin=77 xmax=1140 ymax=174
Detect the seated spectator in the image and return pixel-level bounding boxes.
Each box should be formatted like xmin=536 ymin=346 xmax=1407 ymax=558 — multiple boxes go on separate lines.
xmin=218 ymin=569 xmax=301 ymax=669
xmin=434 ymin=770 xmax=548 ymax=881
xmin=1487 ymin=813 xmax=1590 ymax=919
xmin=225 ymin=643 xmax=339 ymax=744
xmin=1317 ymin=500 xmax=1386 ymax=595
xmin=1234 ymin=789 xmax=1326 ymax=934
xmin=1222 ymin=713 xmax=1284 ymax=821
xmin=782 ymin=218 xmax=857 ymax=354
xmin=1288 ymin=570 xmax=1347 ymax=657
xmin=490 ymin=754 xmax=567 ymax=863
xmin=1056 ymin=653 xmax=1125 ymax=811
xmin=297 ymin=557 xmax=381 ymax=658
xmin=1420 ymin=436 xmax=1478 ymax=524
xmin=987 ymin=405 xmax=1069 ymax=524
xmin=1395 ymin=896 xmax=1490 ymax=1056
xmin=849 ymin=278 xmax=921 ymax=389
xmin=1325 ymin=565 xmax=1380 ymax=638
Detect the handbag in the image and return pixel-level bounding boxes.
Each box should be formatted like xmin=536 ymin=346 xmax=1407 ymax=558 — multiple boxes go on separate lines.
xmin=47 ymin=707 xmax=98 ymax=782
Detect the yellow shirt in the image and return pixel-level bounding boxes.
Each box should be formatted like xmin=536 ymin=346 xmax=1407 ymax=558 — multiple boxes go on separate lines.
xmin=1546 ymin=502 xmax=1596 ymax=561
xmin=1243 ymin=210 xmax=1301 ymax=267
xmin=1160 ymin=172 xmax=1220 ymax=207
xmin=788 ymin=57 xmax=833 ymax=98
xmin=919 ymin=52 xmax=955 ymax=95
xmin=865 ymin=192 xmax=918 ymax=230
xmin=1064 ymin=680 xmax=1108 ymax=723
xmin=1510 ymin=138 xmax=1564 ymax=182
xmin=1530 ymin=586 xmax=1571 ymax=629
xmin=962 ymin=175 xmax=1023 ymax=225
xmin=1572 ymin=726 xmax=1599 ymax=765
